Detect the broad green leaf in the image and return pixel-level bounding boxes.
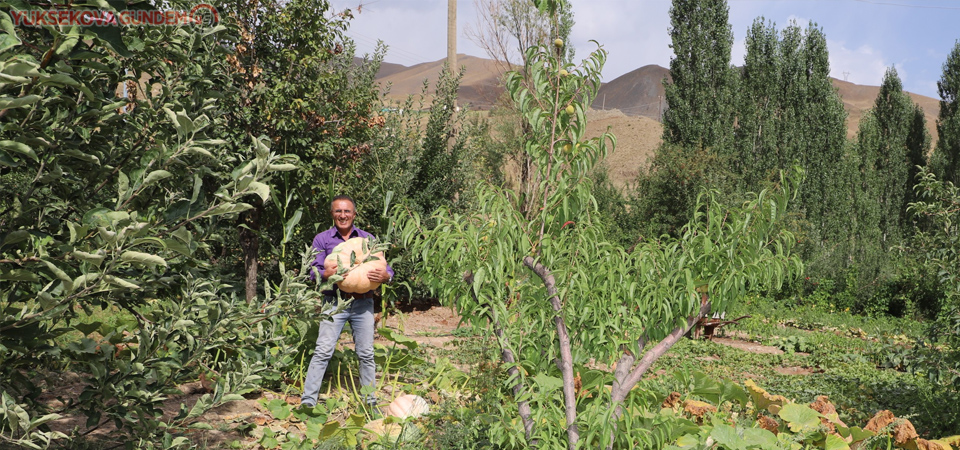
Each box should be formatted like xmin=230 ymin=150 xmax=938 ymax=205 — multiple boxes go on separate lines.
xmin=41 ymin=73 xmax=79 ymax=87
xmin=72 ymin=273 xmax=100 ymax=287
xmin=824 ymin=433 xmax=850 ymax=450
xmin=86 ymin=25 xmax=131 ymax=57
xmin=711 ymin=424 xmax=747 ymax=450
xmin=41 ymin=259 xmax=73 ymax=288
xmin=117 ymin=171 xmax=129 ymax=199
xmin=675 ymin=434 xmax=701 ymax=448
xmin=55 ymin=26 xmax=81 ymax=56
xmin=777 ymin=403 xmax=821 ymax=434
xmin=742 ymin=427 xmax=777 ymax=449
xmin=836 ymin=425 xmax=875 ymax=443
xmin=63 ymin=148 xmax=100 ymax=164
xmin=185 ymin=146 xmax=213 ymax=158
xmin=74 ymin=321 xmax=103 ymax=335
xmin=0 ymin=32 xmax=19 ymax=53
xmin=1 ymin=230 xmax=29 ymax=247
xmin=268 ymin=163 xmax=298 ymax=172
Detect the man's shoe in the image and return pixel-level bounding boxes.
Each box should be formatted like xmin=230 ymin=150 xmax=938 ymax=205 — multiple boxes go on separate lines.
xmin=367 ymin=404 xmax=383 ymax=419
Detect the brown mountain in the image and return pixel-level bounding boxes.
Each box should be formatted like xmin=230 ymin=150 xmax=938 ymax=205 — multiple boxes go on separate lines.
xmin=375 ymin=56 xmax=941 ymax=187
xmin=375 ymin=54 xmax=506 ymax=108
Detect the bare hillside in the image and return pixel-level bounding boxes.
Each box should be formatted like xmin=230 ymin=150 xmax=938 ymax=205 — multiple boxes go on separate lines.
xmin=376 ymin=56 xmax=942 ymax=189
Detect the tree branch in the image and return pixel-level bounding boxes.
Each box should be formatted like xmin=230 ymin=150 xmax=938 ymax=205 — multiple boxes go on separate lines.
xmin=522 ymin=256 xmax=578 ymax=449
xmin=605 ymin=294 xmax=712 ymax=450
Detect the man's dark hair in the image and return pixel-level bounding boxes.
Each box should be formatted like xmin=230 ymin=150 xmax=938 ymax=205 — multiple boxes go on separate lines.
xmin=330 ymin=194 xmax=356 ymax=211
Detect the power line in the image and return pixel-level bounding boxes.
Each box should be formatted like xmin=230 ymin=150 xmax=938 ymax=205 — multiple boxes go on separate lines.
xmin=728 ymin=0 xmax=960 ymax=10
xmin=850 ymin=0 xmax=960 ymax=10
xmin=346 ymin=28 xmax=440 ymax=66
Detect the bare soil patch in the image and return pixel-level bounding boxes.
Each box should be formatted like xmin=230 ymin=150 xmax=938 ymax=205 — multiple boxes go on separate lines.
xmin=774 ymin=366 xmax=819 ymax=376
xmin=710 ymin=337 xmax=784 ymax=355
xmin=379 ymin=302 xmax=462 ymax=350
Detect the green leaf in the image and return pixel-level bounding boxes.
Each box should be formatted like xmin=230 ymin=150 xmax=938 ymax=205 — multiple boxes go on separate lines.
xmin=824 ymin=433 xmax=850 ymax=450
xmin=377 ymin=327 xmax=419 ymax=350
xmin=142 ymin=169 xmax=172 ymax=187
xmin=0 ymin=269 xmax=39 ymax=282
xmin=63 ymin=148 xmax=100 ymax=164
xmin=531 ymin=373 xmax=563 ymax=394
xmin=0 ymin=140 xmax=36 ymax=161
xmin=777 ymin=403 xmax=821 ymax=434
xmin=72 ymin=251 xmax=105 ymax=266
xmin=0 ymin=32 xmax=20 ymax=53
xmin=836 ymin=426 xmax=875 ymax=443
xmin=102 ymin=275 xmax=140 ymax=289
xmin=74 ymin=321 xmax=103 ymax=335
xmin=85 ymin=25 xmax=131 ymax=57
xmin=675 ymin=434 xmax=701 ymax=448
xmin=268 ymin=163 xmax=298 ymax=172
xmin=0 ymin=94 xmax=40 ymax=110
xmin=120 ymin=250 xmax=167 ymax=267
xmin=246 ymin=180 xmax=270 ymax=201
xmin=72 ymin=273 xmax=100 ymax=287
xmin=1 ymin=230 xmax=29 ymax=248
xmin=711 ymin=424 xmax=746 ymax=450
xmin=209 ymin=202 xmax=253 ymax=217
xmin=742 ymin=428 xmax=777 ymax=449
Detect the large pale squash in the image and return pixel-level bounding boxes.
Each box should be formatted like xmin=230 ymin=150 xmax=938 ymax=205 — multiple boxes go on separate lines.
xmin=382 ymin=394 xmax=430 ymax=420
xmin=324 ymin=237 xmax=387 ymax=293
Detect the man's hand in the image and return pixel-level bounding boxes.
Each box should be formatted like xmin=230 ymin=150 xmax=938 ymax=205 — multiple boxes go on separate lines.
xmin=322 ymin=262 xmax=337 ymax=279
xmin=367 ymin=267 xmax=390 ymax=284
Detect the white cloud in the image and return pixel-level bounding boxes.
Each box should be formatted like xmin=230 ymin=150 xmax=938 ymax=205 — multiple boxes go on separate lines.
xmin=828 ymin=41 xmax=889 ymax=87
xmin=570 ymin=1 xmax=672 ymax=81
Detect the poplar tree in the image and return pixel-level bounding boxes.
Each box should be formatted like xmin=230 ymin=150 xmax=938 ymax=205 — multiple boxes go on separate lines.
xmin=732 ymin=18 xmax=782 ymax=190
xmin=732 ymin=20 xmax=848 ymax=287
xmin=931 ymin=41 xmax=960 ymax=187
xmin=788 ymin=23 xmax=848 ymax=234
xmin=861 ymin=68 xmax=930 ymax=245
xmin=849 ymin=68 xmax=930 ymax=298
xmin=662 ymin=0 xmax=737 ymax=151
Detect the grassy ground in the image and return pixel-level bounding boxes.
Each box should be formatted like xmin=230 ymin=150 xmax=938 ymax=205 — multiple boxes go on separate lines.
xmin=427 ymin=295 xmax=958 ymax=441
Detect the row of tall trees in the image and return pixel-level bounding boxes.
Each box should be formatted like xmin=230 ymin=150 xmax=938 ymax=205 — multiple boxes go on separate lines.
xmin=621 ymin=0 xmax=960 ymax=321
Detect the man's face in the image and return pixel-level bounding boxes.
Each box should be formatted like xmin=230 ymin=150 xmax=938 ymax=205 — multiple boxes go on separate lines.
xmin=331 ymin=199 xmax=356 ymax=234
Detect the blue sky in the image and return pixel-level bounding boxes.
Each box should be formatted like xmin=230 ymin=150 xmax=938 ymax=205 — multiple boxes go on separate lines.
xmin=330 ymin=0 xmax=960 ymax=99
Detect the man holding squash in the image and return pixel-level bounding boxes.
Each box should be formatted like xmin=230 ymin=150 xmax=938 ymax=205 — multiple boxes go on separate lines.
xmin=300 ymin=195 xmax=393 ymax=410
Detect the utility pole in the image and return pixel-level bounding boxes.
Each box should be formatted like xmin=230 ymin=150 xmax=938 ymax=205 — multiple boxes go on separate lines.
xmin=448 ymin=0 xmax=457 ymax=109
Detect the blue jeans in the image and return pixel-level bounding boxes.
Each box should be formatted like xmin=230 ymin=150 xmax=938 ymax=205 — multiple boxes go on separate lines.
xmin=301 ymin=296 xmax=377 ymax=407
